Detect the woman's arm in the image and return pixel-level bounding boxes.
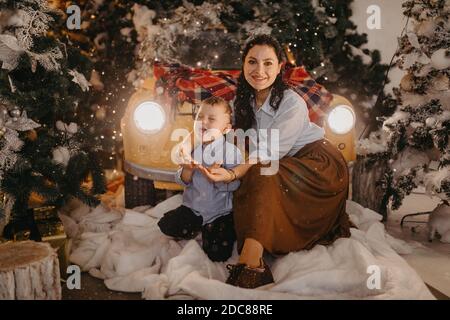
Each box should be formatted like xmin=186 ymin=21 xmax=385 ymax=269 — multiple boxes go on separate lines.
xmin=263 ymin=94 xmax=307 ymax=161
xmin=231 ymin=162 xmax=254 ymax=180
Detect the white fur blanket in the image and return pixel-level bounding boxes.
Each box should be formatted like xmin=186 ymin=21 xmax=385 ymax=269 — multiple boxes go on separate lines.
xmin=61 ymin=195 xmax=434 ymax=300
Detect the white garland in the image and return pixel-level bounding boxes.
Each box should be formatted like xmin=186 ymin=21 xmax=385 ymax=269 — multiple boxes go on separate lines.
xmin=14 ymin=0 xmax=57 ymax=50
xmin=0 ymin=109 xmax=40 ymax=181
xmin=0 ymin=0 xmax=63 ymax=72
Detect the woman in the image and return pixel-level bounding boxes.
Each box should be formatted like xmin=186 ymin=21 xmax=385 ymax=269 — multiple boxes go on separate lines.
xmin=198 ymin=34 xmax=352 ymax=289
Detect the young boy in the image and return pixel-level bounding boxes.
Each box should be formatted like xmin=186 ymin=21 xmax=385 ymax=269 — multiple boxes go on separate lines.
xmin=158 ymin=96 xmax=243 ymax=262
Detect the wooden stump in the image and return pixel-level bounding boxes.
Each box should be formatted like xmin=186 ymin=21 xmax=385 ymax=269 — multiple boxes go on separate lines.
xmin=0 ymin=241 xmax=62 ymax=300
xmin=352 ymin=156 xmax=390 ymax=220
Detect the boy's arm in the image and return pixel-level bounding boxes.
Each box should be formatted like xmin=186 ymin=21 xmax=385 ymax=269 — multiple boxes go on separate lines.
xmin=174 ymin=166 xmax=194 ymax=187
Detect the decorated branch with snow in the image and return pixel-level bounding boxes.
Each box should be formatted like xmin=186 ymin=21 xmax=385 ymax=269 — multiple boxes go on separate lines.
xmin=0 ymin=0 xmax=106 ymax=240
xmin=357 ymin=0 xmax=450 ymax=211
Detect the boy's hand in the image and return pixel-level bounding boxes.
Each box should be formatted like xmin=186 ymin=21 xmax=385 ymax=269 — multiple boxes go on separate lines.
xmin=179 ymin=147 xmax=199 ymax=170
xmin=197 ymin=162 xmax=234 ymax=183
xmin=208 ymin=162 xmax=222 ymax=170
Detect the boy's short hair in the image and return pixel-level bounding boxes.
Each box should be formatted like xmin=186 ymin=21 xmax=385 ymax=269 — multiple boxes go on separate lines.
xmin=201 ymin=96 xmax=232 ymax=115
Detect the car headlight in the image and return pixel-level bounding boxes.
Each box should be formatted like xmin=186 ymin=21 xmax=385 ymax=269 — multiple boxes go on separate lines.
xmin=327 ymin=105 xmax=355 ymax=135
xmin=133 ymin=101 xmax=166 ymax=133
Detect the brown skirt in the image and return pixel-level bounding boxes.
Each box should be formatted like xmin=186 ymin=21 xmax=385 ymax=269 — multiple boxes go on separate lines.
xmin=233 ymin=139 xmax=352 ymax=255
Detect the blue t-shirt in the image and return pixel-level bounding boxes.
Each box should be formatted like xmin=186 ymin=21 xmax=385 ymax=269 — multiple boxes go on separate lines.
xmin=174 ymin=135 xmax=243 ymax=224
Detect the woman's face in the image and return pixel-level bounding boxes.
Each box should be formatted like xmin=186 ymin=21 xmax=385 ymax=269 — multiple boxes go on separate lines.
xmin=243 ymin=44 xmax=282 ymax=91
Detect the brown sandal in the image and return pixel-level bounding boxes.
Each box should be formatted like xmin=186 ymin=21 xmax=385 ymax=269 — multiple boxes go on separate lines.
xmin=225 ymin=259 xmax=274 ymax=289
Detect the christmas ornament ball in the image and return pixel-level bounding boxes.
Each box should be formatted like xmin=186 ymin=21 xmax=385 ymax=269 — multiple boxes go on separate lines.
xmin=431 ymin=49 xmax=450 ymax=70
xmin=0 ymin=104 xmax=8 ymax=116
xmin=95 ymin=107 xmax=107 ymax=120
xmin=324 ymin=25 xmax=338 ymax=39
xmin=9 ymin=107 xmax=21 ymax=120
xmin=400 ymin=74 xmax=414 ymax=91
xmin=27 ymin=129 xmax=38 ymax=141
xmin=417 ymin=20 xmax=436 ymax=37
xmin=425 ymin=117 xmax=437 ymax=127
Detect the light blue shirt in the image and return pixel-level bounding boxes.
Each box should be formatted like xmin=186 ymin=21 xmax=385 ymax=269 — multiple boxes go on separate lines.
xmin=232 ymin=88 xmax=325 ymax=161
xmin=174 ymin=135 xmax=243 ymax=224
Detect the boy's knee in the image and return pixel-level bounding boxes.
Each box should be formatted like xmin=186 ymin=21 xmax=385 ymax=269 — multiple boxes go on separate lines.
xmin=157 ymin=216 xmax=177 ymax=237
xmin=158 ymin=209 xmax=201 ymax=239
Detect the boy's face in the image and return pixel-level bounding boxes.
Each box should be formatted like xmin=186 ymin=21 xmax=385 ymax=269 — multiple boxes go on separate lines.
xmin=194 ymin=103 xmax=232 ymax=143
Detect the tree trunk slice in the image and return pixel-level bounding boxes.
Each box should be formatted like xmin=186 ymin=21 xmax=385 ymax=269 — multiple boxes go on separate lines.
xmin=0 ymin=241 xmax=62 ymax=300
xmin=352 ymin=156 xmax=389 ymax=220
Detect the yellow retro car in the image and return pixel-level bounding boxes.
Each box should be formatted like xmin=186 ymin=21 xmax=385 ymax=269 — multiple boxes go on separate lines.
xmin=121 ymin=53 xmax=356 ymax=208
xmin=120 ymin=84 xmax=356 ymax=209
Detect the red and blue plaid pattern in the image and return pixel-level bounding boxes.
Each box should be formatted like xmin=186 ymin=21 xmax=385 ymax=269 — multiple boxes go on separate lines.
xmin=153 ymin=62 xmax=332 ymax=124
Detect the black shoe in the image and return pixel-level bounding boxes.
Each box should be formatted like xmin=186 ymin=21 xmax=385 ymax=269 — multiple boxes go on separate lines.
xmin=225 ymin=259 xmax=274 ymax=289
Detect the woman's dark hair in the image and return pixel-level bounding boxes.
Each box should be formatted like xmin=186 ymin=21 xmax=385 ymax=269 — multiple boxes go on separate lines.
xmin=234 ymin=34 xmax=289 ymax=130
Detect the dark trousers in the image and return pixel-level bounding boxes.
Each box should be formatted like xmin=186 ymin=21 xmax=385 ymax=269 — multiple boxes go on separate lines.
xmin=157 ymin=205 xmax=236 ymax=262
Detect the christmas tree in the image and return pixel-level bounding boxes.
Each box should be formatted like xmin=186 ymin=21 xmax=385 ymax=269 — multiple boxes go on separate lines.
xmin=357 ymin=0 xmax=450 ymax=211
xmin=0 ymin=0 xmax=106 ymax=240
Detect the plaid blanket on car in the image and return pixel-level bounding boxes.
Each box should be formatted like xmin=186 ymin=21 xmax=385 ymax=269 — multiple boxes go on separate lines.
xmin=153 ymin=62 xmax=332 ymax=124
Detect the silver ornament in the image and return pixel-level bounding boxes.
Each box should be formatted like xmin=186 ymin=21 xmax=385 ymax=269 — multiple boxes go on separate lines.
xmin=0 ymin=127 xmax=7 ymax=139
xmin=324 ymin=25 xmax=338 ymax=39
xmin=9 ymin=107 xmax=21 ymax=120
xmin=0 ymin=104 xmax=8 ymax=117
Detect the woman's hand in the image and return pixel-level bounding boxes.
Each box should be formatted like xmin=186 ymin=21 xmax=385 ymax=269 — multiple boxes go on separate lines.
xmin=197 ymin=163 xmax=233 ymax=183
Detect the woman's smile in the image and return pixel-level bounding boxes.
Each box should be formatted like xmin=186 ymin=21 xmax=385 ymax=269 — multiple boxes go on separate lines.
xmin=251 ymin=75 xmax=268 ymax=82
